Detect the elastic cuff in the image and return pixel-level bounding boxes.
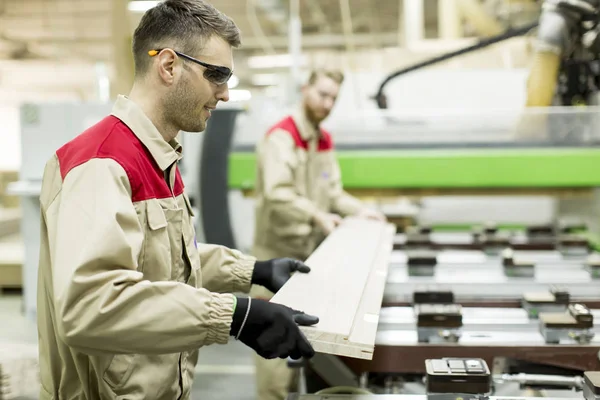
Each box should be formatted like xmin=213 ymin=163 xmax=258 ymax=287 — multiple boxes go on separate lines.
xmin=231 ymin=255 xmax=257 ymax=293
xmin=206 ymin=293 xmax=236 ymax=345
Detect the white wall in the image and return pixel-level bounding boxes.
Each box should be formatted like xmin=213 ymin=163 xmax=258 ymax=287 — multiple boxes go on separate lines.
xmin=0 ymin=106 xmax=20 ymax=171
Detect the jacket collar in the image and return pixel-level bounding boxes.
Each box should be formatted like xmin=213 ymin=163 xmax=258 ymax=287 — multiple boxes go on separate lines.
xmin=291 ymin=105 xmax=321 ymax=142
xmin=111 ymin=95 xmax=182 ymax=171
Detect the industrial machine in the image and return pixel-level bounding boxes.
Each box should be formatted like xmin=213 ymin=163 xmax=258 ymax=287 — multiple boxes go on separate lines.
xmin=287 ymin=358 xmax=600 ymax=400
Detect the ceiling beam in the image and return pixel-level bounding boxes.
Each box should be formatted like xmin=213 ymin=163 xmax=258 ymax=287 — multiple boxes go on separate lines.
xmin=304 ymin=0 xmax=331 ymax=33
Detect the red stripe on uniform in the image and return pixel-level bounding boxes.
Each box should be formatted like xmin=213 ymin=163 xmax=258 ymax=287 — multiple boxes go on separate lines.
xmin=56 ymin=115 xmax=184 ymax=203
xmin=266 ymin=116 xmax=334 ymax=151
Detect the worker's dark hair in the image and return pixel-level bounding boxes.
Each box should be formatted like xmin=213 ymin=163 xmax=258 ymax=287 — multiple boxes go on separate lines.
xmin=132 ymin=0 xmax=241 ymax=76
xmin=306 ymin=69 xmax=345 ymax=86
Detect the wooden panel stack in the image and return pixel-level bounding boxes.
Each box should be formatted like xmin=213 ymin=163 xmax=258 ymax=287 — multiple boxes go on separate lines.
xmin=270 ymin=217 xmax=396 ymax=360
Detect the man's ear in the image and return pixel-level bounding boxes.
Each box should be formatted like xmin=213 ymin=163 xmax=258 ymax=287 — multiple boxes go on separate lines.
xmin=157 ymin=50 xmax=178 ymax=85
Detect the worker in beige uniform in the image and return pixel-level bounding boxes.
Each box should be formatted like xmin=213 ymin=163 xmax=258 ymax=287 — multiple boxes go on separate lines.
xmin=36 ymin=1 xmax=319 ymax=399
xmin=250 ymin=69 xmax=387 ymax=400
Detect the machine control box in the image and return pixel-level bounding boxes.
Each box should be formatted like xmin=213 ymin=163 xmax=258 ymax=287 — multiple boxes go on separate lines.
xmin=550 ymin=286 xmax=571 ymax=303
xmin=407 ymin=251 xmax=438 ymax=267
xmin=540 ymin=303 xmax=594 ymax=329
xmin=568 ymin=303 xmax=594 ymax=327
xmin=425 ymin=358 xmax=491 ymax=395
xmin=526 ymin=224 xmax=556 ymax=237
xmin=413 ymin=287 xmax=455 ymax=305
xmin=416 ymin=304 xmax=463 ymax=328
xmin=501 ymin=248 xmax=534 ymax=269
xmin=558 ymin=234 xmax=588 ymax=248
xmin=522 ymin=288 xmax=570 ymax=306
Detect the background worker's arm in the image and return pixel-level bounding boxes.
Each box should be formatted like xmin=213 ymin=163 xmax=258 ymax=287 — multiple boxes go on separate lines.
xmin=47 ymin=157 xmax=235 ymax=355
xmin=196 ymin=243 xmax=255 ymax=294
xmin=328 ymin=153 xmax=364 ymax=216
xmin=260 ymin=129 xmax=319 ymax=223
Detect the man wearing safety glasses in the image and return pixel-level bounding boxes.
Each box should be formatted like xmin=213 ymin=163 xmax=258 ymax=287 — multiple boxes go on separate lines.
xmin=35 ymin=1 xmax=318 ymax=399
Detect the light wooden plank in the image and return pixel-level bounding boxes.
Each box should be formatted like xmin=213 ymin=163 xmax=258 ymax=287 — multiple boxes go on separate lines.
xmin=346 ymin=223 xmax=395 ymax=359
xmin=270 ymin=217 xmax=396 ymax=360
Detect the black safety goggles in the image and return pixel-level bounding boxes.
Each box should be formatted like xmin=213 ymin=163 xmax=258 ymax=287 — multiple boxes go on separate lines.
xmin=148 ymin=48 xmax=233 ymax=86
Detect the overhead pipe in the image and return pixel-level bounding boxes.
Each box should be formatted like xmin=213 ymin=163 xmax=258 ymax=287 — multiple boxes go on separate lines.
xmin=373 ymin=22 xmax=538 ymax=108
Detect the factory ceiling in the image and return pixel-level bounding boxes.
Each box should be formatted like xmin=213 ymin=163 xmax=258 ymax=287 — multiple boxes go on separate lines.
xmin=0 ymin=0 xmax=541 ymax=100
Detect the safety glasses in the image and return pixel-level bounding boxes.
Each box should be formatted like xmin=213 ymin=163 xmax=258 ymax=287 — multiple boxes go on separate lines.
xmin=148 ymin=48 xmax=233 ymax=86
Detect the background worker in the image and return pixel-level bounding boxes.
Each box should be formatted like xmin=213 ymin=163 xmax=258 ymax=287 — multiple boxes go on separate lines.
xmin=250 ymin=69 xmax=387 ymax=400
xmin=35 ymin=1 xmax=318 ymax=399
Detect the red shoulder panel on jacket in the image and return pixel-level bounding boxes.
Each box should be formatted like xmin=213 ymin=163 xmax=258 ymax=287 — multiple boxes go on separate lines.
xmin=266 ymin=116 xmax=308 ymax=149
xmin=266 ymin=115 xmax=334 ymax=152
xmin=318 ymin=129 xmax=334 ymax=151
xmin=56 ymin=115 xmax=184 ymax=203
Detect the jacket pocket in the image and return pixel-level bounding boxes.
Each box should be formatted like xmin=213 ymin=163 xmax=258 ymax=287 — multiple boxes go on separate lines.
xmin=103 ymin=354 xmax=136 ymax=391
xmin=141 ymin=199 xmax=183 ymax=282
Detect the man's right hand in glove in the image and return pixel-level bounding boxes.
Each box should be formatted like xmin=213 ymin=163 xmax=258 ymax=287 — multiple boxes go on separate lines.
xmin=230 ymin=297 xmax=318 ymax=360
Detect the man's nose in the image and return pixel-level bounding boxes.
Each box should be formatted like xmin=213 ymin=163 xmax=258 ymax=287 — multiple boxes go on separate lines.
xmin=217 ymin=85 xmax=230 ymax=102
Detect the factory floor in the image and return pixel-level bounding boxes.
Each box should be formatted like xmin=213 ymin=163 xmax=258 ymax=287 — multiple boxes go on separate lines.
xmin=0 ymin=293 xmax=257 ymax=400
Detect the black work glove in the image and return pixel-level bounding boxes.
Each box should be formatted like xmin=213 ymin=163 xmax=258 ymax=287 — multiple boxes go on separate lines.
xmin=230 ymin=297 xmax=319 ymax=360
xmin=252 ymin=258 xmax=311 ymax=293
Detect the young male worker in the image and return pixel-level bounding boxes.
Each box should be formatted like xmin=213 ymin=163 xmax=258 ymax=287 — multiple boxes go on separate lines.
xmin=251 ymin=69 xmax=387 ymax=400
xmin=36 ymin=1 xmax=318 ymax=399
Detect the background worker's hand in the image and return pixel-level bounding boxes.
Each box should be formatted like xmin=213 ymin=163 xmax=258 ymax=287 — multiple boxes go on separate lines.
xmin=312 ymin=211 xmax=342 ymax=235
xmin=355 ymin=208 xmax=387 ymax=222
xmin=252 ymin=258 xmax=311 ymax=293
xmin=230 ymin=297 xmax=318 ymax=360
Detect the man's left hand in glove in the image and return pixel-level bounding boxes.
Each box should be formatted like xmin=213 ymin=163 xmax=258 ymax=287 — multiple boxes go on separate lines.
xmin=252 ymin=258 xmax=311 ymax=294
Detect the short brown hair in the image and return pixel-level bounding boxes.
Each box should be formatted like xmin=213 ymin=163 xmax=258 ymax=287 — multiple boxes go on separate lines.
xmin=307 ymin=69 xmax=344 ymax=86
xmin=132 ymin=0 xmax=241 ymax=76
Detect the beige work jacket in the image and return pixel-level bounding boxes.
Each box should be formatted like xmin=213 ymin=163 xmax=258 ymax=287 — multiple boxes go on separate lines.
xmin=36 ymin=95 xmax=256 ymax=400
xmin=253 ymin=108 xmax=364 ymax=261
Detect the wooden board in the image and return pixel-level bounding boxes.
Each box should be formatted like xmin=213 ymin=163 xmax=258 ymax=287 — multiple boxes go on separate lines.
xmin=270 ymin=217 xmax=396 ymax=360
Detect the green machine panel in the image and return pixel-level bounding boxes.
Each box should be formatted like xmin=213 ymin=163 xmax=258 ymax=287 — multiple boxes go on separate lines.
xmin=229 ymin=148 xmax=600 ymax=189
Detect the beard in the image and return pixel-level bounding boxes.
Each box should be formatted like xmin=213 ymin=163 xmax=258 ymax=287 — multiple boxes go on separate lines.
xmin=163 ymin=76 xmax=207 ymax=134
xmin=303 ymin=102 xmax=328 ymax=126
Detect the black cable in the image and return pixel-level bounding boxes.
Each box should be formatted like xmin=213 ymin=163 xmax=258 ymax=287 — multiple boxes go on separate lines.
xmin=373 ymin=22 xmax=539 ymax=108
